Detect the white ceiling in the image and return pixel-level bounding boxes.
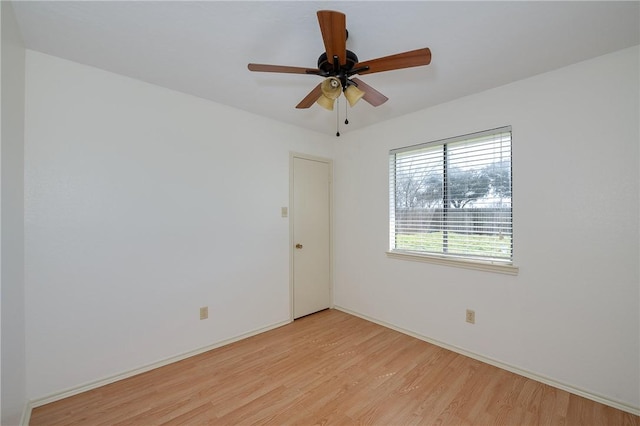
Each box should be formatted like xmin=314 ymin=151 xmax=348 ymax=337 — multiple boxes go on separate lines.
xmin=11 ymin=1 xmax=640 ymax=136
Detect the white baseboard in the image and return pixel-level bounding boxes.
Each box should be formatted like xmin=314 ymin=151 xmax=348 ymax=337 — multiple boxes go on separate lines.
xmin=334 ymin=305 xmax=640 ymax=417
xmin=28 ymin=318 xmax=291 ymax=411
xmin=20 ymin=400 xmax=32 ymax=426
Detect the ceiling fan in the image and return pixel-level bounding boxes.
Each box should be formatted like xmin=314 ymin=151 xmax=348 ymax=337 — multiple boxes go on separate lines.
xmin=248 ymin=10 xmax=432 ymax=111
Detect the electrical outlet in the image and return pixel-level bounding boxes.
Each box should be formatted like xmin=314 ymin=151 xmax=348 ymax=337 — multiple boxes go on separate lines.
xmin=466 ymin=309 xmax=475 ymax=324
xmin=200 ymin=306 xmax=208 ymax=320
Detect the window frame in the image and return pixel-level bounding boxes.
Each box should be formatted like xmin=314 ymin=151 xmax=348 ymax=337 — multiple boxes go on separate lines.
xmin=387 ymin=126 xmax=518 ymax=275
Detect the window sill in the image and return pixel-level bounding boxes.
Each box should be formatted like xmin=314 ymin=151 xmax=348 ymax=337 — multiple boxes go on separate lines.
xmin=386 ymin=250 xmax=519 ymax=275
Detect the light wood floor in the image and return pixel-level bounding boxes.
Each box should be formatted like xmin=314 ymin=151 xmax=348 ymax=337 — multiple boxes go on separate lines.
xmin=31 ymin=309 xmax=638 ymax=425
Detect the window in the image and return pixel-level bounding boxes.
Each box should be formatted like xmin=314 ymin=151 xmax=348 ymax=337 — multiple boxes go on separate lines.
xmin=389 ymin=126 xmax=513 ymax=270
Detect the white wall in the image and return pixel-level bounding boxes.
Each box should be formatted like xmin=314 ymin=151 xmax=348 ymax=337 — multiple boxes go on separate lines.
xmin=1 ymin=1 xmax=27 ymax=424
xmin=24 ymin=51 xmax=334 ymax=400
xmin=334 ymin=46 xmax=639 ymax=410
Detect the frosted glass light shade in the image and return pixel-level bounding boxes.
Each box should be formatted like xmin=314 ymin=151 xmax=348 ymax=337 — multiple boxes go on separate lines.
xmin=321 ymin=77 xmax=342 ymax=100
xmin=344 ymin=84 xmax=365 ymax=107
xmin=316 ymin=94 xmax=335 ymax=111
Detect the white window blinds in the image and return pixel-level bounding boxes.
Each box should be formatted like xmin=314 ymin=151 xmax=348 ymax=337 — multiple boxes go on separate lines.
xmin=389 ymin=126 xmax=512 ymax=263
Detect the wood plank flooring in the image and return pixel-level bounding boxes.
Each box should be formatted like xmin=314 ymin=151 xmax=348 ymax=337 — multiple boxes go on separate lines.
xmin=30 ymin=309 xmax=639 ymax=425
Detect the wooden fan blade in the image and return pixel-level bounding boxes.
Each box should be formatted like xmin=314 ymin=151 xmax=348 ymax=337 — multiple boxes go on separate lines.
xmin=351 ymin=78 xmax=389 ymax=107
xmin=354 ymin=48 xmax=431 ymax=75
xmin=248 ymin=63 xmax=322 ymax=75
xmin=296 ymin=83 xmax=323 ymax=109
xmin=317 ymin=10 xmax=346 ymax=66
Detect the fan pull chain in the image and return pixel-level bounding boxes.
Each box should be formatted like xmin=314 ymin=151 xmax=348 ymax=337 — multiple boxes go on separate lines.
xmin=336 ymin=98 xmax=340 ymax=137
xmin=344 ymin=103 xmax=349 ymax=125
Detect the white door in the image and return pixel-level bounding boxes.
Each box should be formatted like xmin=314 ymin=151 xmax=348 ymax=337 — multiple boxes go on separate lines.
xmin=292 ymin=155 xmax=331 ymax=319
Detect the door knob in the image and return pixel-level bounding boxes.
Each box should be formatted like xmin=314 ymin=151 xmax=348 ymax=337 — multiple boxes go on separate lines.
xmin=295 ymin=243 xmax=303 ymax=249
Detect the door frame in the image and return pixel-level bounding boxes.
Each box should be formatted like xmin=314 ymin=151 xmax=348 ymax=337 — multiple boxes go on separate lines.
xmin=289 ymin=152 xmax=334 ymax=322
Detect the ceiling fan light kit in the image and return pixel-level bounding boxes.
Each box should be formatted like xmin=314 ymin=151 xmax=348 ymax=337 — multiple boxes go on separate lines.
xmin=248 ymin=10 xmax=432 ymax=133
